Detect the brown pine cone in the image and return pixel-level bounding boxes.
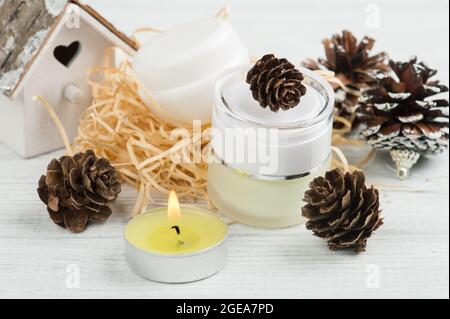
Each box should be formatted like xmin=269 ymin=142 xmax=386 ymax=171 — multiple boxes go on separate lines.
xmin=247 ymin=54 xmax=307 ymax=112
xmin=37 ymin=150 xmax=121 ymax=233
xmin=303 ymin=30 xmax=390 ymax=127
xmin=301 ymin=169 xmax=383 ymax=253
xmin=358 ymin=57 xmax=449 ymax=155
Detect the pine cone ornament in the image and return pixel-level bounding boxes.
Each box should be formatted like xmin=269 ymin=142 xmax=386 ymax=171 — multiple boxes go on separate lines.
xmin=302 ymin=169 xmax=383 ymax=253
xmin=247 ymin=54 xmax=307 ymax=112
xmin=358 ymin=57 xmax=449 ymax=179
xmin=303 ymin=30 xmax=390 ymax=127
xmin=37 ymin=150 xmax=121 ymax=233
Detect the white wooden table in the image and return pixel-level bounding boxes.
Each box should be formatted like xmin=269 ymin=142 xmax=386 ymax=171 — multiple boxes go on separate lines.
xmin=0 ymin=0 xmax=448 ymax=299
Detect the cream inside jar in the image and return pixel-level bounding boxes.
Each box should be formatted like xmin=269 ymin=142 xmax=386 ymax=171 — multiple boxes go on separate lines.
xmin=208 ymin=65 xmax=334 ymax=228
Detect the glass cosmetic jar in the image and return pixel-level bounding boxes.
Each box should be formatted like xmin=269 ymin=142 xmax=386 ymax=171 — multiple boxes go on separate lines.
xmin=207 ymin=65 xmax=334 ymax=228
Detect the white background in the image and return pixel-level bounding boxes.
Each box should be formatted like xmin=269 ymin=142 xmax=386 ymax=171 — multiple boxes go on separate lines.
xmin=0 ymin=0 xmax=448 ymax=298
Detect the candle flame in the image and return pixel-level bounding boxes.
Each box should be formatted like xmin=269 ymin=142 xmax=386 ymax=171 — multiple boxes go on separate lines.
xmin=168 ymin=190 xmax=181 ymax=221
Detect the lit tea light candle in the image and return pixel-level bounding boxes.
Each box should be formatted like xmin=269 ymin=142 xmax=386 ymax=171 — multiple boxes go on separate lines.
xmin=124 ymin=191 xmax=228 ymax=283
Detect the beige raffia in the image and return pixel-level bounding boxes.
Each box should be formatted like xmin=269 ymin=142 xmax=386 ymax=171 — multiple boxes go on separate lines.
xmin=78 ymin=58 xmax=212 ymax=216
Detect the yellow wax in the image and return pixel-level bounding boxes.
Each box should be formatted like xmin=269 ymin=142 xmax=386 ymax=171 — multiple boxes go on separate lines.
xmin=125 ymin=207 xmax=228 ymax=255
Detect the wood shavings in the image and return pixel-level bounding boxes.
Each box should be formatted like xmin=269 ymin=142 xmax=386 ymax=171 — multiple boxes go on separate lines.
xmin=72 ymin=56 xmax=211 ymax=216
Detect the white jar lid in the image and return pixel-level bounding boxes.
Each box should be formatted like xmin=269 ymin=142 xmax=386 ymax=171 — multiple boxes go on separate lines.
xmin=133 ymin=18 xmax=249 ymax=92
xmin=212 ymin=66 xmax=335 ymax=178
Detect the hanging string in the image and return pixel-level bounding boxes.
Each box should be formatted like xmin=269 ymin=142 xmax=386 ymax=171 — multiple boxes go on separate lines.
xmin=373 ymin=183 xmax=423 ymax=193
xmin=133 ymin=26 xmax=163 ymax=35
xmin=131 ymin=5 xmax=230 ymax=46
xmin=215 ymin=5 xmax=231 ymax=19
xmin=331 ymin=146 xmax=350 ymax=172
xmin=33 ymin=96 xmax=73 ymax=156
xmin=356 ymin=148 xmax=376 ymax=168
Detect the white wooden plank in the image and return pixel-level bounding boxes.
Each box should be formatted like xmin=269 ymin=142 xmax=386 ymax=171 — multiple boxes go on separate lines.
xmin=0 ymin=0 xmax=449 ymax=299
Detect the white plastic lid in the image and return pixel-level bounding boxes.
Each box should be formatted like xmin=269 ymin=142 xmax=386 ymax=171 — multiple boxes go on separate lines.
xmin=133 ymin=18 xmax=249 ymax=91
xmin=211 ymin=66 xmax=335 ymax=177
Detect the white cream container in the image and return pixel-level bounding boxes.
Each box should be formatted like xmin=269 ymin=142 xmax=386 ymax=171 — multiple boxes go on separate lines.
xmin=208 ymin=66 xmax=335 ymax=228
xmin=133 ymin=18 xmax=249 ymax=125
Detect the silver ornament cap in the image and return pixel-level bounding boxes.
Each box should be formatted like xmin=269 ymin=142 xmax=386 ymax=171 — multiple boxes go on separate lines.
xmin=390 ymin=149 xmax=421 ymax=180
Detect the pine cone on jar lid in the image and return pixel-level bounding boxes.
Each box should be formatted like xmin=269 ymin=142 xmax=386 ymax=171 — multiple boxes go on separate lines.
xmin=246 ymin=54 xmax=307 ymax=112
xmin=37 ymin=150 xmax=121 ymax=233
xmin=301 ymin=169 xmax=383 ymax=253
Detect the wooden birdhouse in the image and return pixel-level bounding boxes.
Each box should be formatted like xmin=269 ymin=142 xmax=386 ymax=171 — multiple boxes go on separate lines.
xmin=0 ymin=0 xmax=138 ymax=157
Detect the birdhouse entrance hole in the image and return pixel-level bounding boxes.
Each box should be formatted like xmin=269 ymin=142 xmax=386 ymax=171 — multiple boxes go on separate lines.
xmin=53 ymin=41 xmax=81 ymax=68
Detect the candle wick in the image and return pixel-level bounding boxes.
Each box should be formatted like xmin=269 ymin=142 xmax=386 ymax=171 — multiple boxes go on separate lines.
xmin=171 ymin=225 xmax=185 ymax=245
xmin=171 ymin=225 xmax=181 ymax=235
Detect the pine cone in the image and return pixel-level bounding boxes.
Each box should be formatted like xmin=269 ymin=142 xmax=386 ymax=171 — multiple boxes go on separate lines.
xmin=303 ymin=30 xmax=390 ymax=126
xmin=37 ymin=150 xmax=121 ymax=233
xmin=246 ymin=54 xmax=307 ymax=112
xmin=358 ymin=57 xmax=449 ymax=156
xmin=301 ymin=169 xmax=383 ymax=253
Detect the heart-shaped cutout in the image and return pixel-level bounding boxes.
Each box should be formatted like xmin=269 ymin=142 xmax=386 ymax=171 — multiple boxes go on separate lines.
xmin=53 ymin=41 xmax=81 ymax=68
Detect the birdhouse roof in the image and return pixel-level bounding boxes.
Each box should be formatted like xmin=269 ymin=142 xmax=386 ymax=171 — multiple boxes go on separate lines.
xmin=0 ymin=0 xmax=139 ymax=97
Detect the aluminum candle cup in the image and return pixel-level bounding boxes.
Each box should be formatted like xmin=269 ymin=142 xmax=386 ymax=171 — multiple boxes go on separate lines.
xmin=208 ymin=66 xmax=335 ymax=228
xmin=124 ymin=204 xmax=228 ymax=283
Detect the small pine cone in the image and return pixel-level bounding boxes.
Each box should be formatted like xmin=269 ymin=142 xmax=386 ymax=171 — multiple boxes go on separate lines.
xmin=37 ymin=150 xmax=121 ymax=233
xmin=302 ymin=169 xmax=383 ymax=253
xmin=246 ymin=54 xmax=307 ymax=112
xmin=303 ymin=30 xmax=390 ymax=127
xmin=358 ymin=57 xmax=449 ymax=156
